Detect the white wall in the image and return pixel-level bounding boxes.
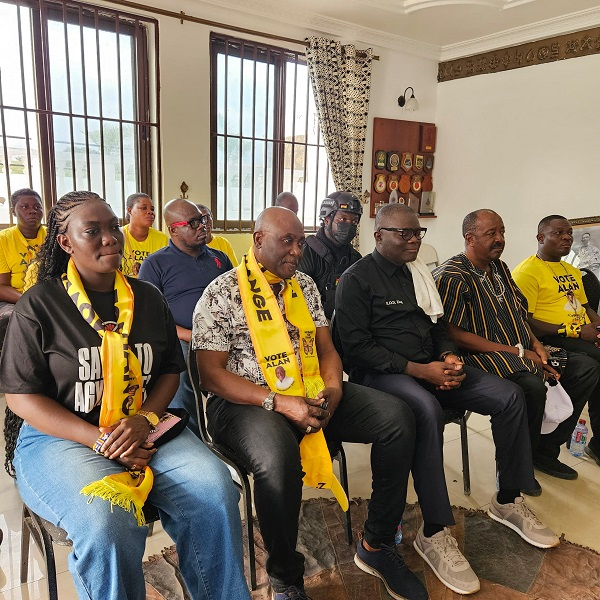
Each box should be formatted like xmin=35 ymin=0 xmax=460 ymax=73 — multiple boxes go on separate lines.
xmin=430 ymin=53 xmax=600 ymax=268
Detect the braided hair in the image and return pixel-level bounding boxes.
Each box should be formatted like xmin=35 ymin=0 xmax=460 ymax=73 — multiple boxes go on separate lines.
xmin=4 ymin=191 xmax=105 ymax=477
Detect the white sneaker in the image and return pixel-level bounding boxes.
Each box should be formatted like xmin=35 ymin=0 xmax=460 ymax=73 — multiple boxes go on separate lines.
xmin=487 ymin=493 xmax=559 ymax=549
xmin=413 ymin=525 xmax=480 ymax=595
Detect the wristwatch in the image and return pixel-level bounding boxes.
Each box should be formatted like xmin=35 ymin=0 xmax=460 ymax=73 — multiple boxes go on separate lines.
xmin=137 ymin=410 xmax=160 ymax=433
xmin=515 ymin=343 xmax=525 ymax=359
xmin=262 ymin=391 xmax=276 ymax=411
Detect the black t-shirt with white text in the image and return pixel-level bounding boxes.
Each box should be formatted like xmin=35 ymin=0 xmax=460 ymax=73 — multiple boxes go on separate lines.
xmin=0 ymin=276 xmax=184 ymax=426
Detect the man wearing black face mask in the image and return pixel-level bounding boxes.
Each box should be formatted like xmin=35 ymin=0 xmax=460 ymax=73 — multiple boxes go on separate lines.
xmin=298 ymin=191 xmax=362 ymax=319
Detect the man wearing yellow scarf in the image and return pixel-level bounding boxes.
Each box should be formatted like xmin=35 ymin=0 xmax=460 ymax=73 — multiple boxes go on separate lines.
xmin=193 ymin=207 xmax=426 ymax=600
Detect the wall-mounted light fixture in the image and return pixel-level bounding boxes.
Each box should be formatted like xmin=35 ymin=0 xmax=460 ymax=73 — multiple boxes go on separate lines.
xmin=398 ymin=87 xmax=419 ymax=111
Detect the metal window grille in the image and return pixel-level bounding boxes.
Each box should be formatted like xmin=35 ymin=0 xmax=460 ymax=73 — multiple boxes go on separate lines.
xmin=0 ymin=0 xmax=159 ymax=225
xmin=210 ymin=33 xmax=333 ymax=231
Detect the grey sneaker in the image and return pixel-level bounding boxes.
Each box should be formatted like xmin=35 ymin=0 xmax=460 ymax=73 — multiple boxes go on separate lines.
xmin=413 ymin=525 xmax=480 ymax=595
xmin=487 ymin=493 xmax=559 ymax=549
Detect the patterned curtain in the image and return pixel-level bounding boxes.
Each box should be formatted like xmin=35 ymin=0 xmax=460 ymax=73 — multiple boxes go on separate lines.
xmin=305 ymin=37 xmax=373 ymax=198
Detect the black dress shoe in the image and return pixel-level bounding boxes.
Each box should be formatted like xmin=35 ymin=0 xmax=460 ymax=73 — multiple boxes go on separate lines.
xmin=533 ymin=456 xmax=578 ymax=480
xmin=522 ymin=478 xmax=542 ymax=497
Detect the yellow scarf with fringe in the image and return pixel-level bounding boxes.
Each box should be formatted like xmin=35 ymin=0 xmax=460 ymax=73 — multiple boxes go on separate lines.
xmin=62 ymin=259 xmax=152 ymax=526
xmin=237 ymin=248 xmax=348 ymax=511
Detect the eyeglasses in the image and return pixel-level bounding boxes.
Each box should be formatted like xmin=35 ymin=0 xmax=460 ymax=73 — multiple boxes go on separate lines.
xmin=378 ymin=227 xmax=427 ymax=240
xmin=170 ymin=215 xmax=208 ymax=229
xmin=333 ymin=214 xmax=360 ymax=225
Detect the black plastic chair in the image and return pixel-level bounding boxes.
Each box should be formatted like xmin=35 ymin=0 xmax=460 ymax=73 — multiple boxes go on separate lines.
xmin=581 ymin=268 xmax=600 ymax=313
xmin=187 ymin=344 xmax=353 ymax=592
xmin=20 ymin=502 xmax=159 ymax=599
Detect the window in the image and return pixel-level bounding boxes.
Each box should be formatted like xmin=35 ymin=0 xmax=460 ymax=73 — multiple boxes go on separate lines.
xmin=210 ymin=34 xmax=334 ymax=230
xmin=0 ymin=0 xmax=159 ymax=224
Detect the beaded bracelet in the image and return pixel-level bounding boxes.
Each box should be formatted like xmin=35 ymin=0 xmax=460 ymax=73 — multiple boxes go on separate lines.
xmin=92 ymin=432 xmax=111 ymax=454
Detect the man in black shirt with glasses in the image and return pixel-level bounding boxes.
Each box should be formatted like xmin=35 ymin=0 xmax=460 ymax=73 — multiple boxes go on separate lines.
xmin=335 ymin=203 xmax=558 ymax=596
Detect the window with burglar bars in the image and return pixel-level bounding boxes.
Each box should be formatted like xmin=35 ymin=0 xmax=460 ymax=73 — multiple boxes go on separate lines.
xmin=210 ymin=34 xmax=334 ymax=231
xmin=0 ymin=0 xmax=159 ymax=225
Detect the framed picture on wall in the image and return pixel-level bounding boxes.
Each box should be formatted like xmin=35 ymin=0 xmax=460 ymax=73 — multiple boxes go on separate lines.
xmin=565 ymin=216 xmax=600 ymax=279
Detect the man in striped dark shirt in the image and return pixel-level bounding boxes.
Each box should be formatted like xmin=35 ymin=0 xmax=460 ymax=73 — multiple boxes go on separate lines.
xmin=434 ymin=209 xmax=598 ymax=488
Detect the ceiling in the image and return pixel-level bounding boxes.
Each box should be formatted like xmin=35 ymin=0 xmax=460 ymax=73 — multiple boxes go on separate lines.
xmin=196 ymin=0 xmax=600 ymax=60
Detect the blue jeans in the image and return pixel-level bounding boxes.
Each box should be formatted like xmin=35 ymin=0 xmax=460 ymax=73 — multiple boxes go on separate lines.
xmin=169 ymin=340 xmax=200 ymax=437
xmin=14 ymin=424 xmax=250 ymax=600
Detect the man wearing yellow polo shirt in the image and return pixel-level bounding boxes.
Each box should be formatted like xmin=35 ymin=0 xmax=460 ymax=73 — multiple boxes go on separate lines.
xmin=0 ymin=188 xmax=46 ymax=350
xmin=513 ymin=214 xmax=600 ymax=472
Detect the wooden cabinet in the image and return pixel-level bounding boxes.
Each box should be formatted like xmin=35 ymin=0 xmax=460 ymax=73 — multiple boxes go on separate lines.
xmin=370 ymin=117 xmax=436 ymax=218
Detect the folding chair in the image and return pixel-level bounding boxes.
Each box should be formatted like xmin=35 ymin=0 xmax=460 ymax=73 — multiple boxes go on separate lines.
xmin=20 ymin=502 xmax=159 ymax=599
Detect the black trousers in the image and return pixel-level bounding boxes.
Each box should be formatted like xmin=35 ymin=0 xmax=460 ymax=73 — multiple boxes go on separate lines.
xmin=540 ymin=336 xmax=600 ymax=451
xmin=359 ymin=365 xmax=536 ymax=526
xmin=207 ymin=381 xmax=415 ymax=591
xmin=506 ymin=351 xmax=599 ymax=461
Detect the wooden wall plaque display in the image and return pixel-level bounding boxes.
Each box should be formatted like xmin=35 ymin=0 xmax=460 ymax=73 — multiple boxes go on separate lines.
xmin=370 ymin=118 xmax=437 ymax=218
xmin=420 ymin=125 xmax=437 ymax=153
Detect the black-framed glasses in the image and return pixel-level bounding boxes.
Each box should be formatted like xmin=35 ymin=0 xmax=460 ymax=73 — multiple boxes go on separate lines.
xmin=170 ymin=214 xmax=208 ymax=229
xmin=378 ymin=227 xmax=427 ymax=240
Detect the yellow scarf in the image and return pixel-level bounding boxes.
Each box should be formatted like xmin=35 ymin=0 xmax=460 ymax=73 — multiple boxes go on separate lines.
xmin=237 ymin=248 xmax=348 ymax=511
xmin=62 ymin=259 xmax=152 ymax=525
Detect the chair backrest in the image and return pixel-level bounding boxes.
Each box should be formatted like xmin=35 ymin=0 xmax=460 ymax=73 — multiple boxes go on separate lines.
xmin=418 ymin=243 xmax=439 ymax=270
xmin=186 ymin=343 xmax=213 ymax=445
xmin=581 ymin=268 xmax=600 ymax=312
xmin=186 ymin=343 xmax=251 ymax=471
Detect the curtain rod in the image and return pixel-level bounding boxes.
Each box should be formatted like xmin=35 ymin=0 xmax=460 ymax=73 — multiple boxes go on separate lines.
xmin=101 ymin=0 xmax=379 ymax=59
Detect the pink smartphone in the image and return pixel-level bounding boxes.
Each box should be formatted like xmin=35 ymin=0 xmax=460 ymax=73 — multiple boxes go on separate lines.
xmin=146 ymin=412 xmax=182 ymax=444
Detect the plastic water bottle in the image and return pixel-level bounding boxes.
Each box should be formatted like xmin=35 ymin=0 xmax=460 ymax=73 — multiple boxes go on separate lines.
xmin=570 ymin=419 xmax=588 ymax=457
xmin=394 ymin=521 xmax=403 ymax=545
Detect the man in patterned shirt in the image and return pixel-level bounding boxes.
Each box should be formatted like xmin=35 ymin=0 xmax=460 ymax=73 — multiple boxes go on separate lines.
xmin=191 ymin=207 xmax=427 ymax=600
xmin=434 ymin=209 xmax=598 ymax=486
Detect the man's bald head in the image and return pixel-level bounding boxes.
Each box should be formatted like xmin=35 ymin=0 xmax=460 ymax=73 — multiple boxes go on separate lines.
xmin=163 ymin=198 xmax=207 ymax=256
xmin=373 ymin=203 xmax=423 ymax=266
xmin=375 ymin=203 xmax=416 ymax=230
xmin=274 ymin=192 xmax=299 ymax=214
xmin=163 ymin=198 xmax=202 ymax=226
xmin=255 ymin=206 xmax=302 ymax=235
xmin=254 ymin=207 xmax=305 ymax=279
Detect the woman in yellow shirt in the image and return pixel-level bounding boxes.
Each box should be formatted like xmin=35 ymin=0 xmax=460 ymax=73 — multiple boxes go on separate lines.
xmin=121 ymin=193 xmax=168 ymax=277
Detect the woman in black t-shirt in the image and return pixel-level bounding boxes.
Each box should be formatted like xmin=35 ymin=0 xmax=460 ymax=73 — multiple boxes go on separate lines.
xmin=0 ymin=191 xmax=249 ymax=600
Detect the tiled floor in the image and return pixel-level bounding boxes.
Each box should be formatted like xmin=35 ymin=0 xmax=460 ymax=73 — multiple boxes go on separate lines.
xmin=1 ymin=400 xmax=598 ymax=599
